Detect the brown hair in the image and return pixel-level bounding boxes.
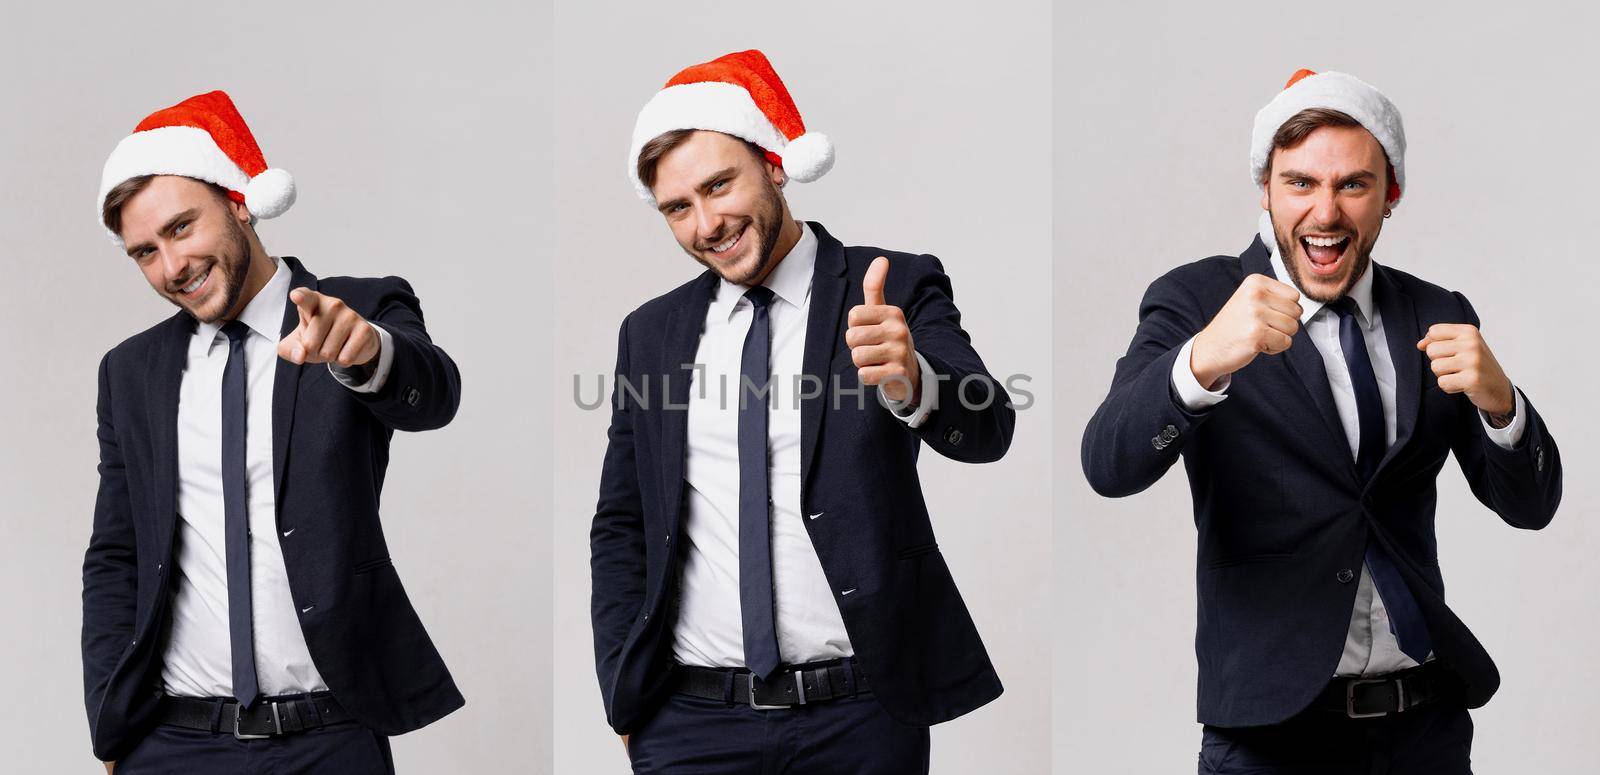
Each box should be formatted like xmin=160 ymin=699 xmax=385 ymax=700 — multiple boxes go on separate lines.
xmin=635 ymin=129 xmax=770 ymax=191
xmin=1266 ymin=108 xmax=1397 ymax=198
xmin=101 ymin=175 xmax=235 ymax=235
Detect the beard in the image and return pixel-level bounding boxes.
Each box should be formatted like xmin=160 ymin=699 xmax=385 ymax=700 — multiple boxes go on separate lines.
xmin=167 ymin=216 xmax=254 ymax=324
xmin=685 ymin=179 xmax=786 ymax=285
xmin=1271 ymin=216 xmax=1377 ymax=304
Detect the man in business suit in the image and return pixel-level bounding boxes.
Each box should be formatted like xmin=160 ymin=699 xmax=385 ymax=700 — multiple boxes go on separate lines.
xmin=82 ymin=91 xmax=463 ymax=774
xmin=1082 ymin=70 xmax=1562 ymax=773
xmin=591 ymin=50 xmax=1015 ymax=773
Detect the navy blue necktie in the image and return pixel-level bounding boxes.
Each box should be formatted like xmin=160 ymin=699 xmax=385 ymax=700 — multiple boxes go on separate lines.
xmin=220 ymin=321 xmax=260 ymax=706
xmin=737 ymin=286 xmax=782 ymax=680
xmin=1329 ymin=298 xmax=1432 ymax=664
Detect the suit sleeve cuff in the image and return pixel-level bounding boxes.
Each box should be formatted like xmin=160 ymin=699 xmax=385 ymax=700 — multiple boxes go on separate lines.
xmin=328 ymin=322 xmax=395 ymax=394
xmin=879 ymin=350 xmax=938 ymax=429
xmin=1480 ymin=386 xmax=1527 ymax=450
xmin=1171 ymin=337 xmax=1229 ymax=411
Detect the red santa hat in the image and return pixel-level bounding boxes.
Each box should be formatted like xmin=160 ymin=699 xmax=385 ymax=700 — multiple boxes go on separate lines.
xmin=1251 ymin=69 xmax=1406 ymax=205
xmin=628 ymin=49 xmax=834 ymax=206
xmin=98 ymin=90 xmax=295 ymax=243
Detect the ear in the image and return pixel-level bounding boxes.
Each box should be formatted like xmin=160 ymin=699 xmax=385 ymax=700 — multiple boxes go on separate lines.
xmin=768 ymin=159 xmax=787 ymax=188
xmin=1260 ymin=184 xmax=1271 ymax=212
xmin=226 ymin=195 xmax=252 ymax=224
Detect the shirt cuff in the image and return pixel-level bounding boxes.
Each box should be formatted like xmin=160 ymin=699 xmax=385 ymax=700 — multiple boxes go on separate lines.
xmin=328 ymin=322 xmax=395 ymax=394
xmin=1479 ymin=386 xmax=1527 ymax=450
xmin=1171 ymin=337 xmax=1230 ymax=411
xmin=879 ymin=350 xmax=938 ymax=429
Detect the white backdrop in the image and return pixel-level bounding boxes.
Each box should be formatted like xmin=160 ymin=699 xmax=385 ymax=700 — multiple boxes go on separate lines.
xmin=1056 ymin=2 xmax=1600 ymax=773
xmin=0 ymin=3 xmax=552 ymax=772
xmin=551 ymin=1 xmax=1054 ymax=773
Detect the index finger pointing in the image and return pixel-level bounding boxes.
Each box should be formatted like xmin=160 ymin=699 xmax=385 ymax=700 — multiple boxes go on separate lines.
xmin=290 ymin=287 xmax=321 ymax=315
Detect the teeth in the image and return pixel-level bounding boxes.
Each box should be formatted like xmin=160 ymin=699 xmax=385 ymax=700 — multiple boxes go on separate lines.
xmin=711 ymin=232 xmax=740 ymax=252
xmin=182 ymin=270 xmax=208 ymax=294
xmin=1303 ymin=236 xmax=1348 ymax=248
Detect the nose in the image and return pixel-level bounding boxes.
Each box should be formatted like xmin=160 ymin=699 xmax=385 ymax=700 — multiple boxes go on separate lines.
xmin=1310 ymin=188 xmax=1341 ymax=228
xmin=159 ymin=247 xmax=190 ymax=289
xmin=695 ymin=206 xmax=725 ymax=245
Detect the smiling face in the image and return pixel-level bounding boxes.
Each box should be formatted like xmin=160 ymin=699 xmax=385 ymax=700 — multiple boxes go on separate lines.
xmin=1261 ymin=123 xmax=1396 ymax=303
xmin=647 ymin=130 xmax=797 ymax=286
xmin=112 ymin=175 xmax=270 ymax=323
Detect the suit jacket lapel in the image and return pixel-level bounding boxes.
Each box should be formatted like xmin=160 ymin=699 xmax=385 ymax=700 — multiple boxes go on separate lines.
xmin=1373 ymin=264 xmax=1422 ymax=476
xmin=148 ymin=313 xmax=192 ymax=553
xmin=800 ymin=223 xmax=848 ymax=490
xmin=658 ymin=271 xmax=716 ymax=533
xmin=272 ymin=257 xmax=314 ymax=506
xmin=1247 ymin=240 xmax=1352 ymax=473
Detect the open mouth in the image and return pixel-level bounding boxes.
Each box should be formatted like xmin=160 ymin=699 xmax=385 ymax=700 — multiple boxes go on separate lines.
xmin=704 ymin=225 xmax=746 ymax=258
xmin=1298 ymin=234 xmax=1351 ymax=277
xmin=176 ymin=266 xmax=212 ymax=298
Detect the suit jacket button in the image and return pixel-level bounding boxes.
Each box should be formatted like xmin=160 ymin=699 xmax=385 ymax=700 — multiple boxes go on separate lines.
xmin=404 ymin=387 xmax=421 ymax=406
xmin=944 ymin=427 xmax=963 ymax=446
xmin=1162 ymin=424 xmax=1178 ymax=440
xmin=1337 ymin=569 xmax=1355 ymax=583
xmin=1536 ymin=446 xmax=1544 ymax=472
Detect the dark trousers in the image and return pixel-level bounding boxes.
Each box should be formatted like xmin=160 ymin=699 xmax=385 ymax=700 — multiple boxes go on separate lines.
xmin=114 ymin=720 xmax=394 ymax=775
xmin=1198 ymin=702 xmax=1473 ymax=775
xmin=628 ymin=689 xmax=930 ymax=774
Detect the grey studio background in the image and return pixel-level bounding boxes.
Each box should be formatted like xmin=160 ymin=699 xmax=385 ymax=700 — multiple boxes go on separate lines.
xmin=550 ymin=1 xmax=1053 ymax=773
xmin=0 ymin=4 xmax=551 ymax=773
xmin=1056 ymin=2 xmax=1600 ymax=774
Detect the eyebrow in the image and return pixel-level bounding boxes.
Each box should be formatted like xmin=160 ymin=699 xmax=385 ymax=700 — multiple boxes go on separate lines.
xmin=125 ymin=207 xmax=201 ymax=257
xmin=1277 ymin=169 xmax=1378 ymax=185
xmin=656 ymin=167 xmax=740 ymax=214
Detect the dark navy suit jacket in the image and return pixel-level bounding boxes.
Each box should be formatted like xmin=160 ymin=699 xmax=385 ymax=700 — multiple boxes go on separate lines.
xmin=1081 ymin=236 xmax=1562 ymax=727
xmin=81 ymin=257 xmax=464 ymax=760
xmin=590 ymin=222 xmax=1015 ymax=733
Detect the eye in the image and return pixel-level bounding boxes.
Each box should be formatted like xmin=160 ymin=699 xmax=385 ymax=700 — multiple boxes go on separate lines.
xmin=1341 ymin=180 xmax=1367 ymax=191
xmin=174 ymin=220 xmax=190 ymax=234
xmin=1288 ymin=179 xmax=1309 ymax=189
xmin=710 ymin=179 xmax=728 ymax=192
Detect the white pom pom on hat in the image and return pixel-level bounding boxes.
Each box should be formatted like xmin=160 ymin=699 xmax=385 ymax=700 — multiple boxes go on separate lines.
xmin=628 ymin=50 xmax=835 ymax=206
xmin=779 ymin=131 xmax=834 ymax=183
xmin=98 ymin=90 xmax=296 ymax=243
xmin=245 ymin=167 xmax=296 ymax=219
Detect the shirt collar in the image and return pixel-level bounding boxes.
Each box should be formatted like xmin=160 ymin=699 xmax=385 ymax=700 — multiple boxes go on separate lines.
xmin=709 ymin=220 xmax=816 ymax=321
xmin=1259 ymin=211 xmax=1377 ymax=329
xmin=191 ymin=258 xmax=291 ymax=357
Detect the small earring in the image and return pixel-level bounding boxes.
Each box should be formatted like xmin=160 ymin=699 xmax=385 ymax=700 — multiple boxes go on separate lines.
xmin=1383 ymin=210 xmax=1392 ymax=219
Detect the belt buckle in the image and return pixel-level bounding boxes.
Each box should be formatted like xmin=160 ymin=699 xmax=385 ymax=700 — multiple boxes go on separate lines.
xmin=232 ymin=701 xmax=282 ymax=740
xmin=1345 ymin=678 xmax=1404 ymax=719
xmin=748 ymin=671 xmax=807 ymax=711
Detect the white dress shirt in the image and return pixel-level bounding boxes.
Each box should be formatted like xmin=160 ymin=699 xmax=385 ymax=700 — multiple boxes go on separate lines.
xmin=673 ymin=222 xmax=935 ymax=668
xmin=1170 ymin=214 xmax=1525 ymax=677
xmin=162 ymin=258 xmax=394 ymax=697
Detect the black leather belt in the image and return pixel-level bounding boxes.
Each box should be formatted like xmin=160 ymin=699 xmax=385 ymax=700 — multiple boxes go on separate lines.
xmin=674 ymin=658 xmax=868 ymax=710
xmin=1315 ymin=662 xmax=1456 ymax=719
xmin=157 ymin=692 xmax=355 ymax=740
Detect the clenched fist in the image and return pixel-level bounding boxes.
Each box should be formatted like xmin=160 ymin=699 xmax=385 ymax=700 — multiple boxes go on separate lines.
xmin=1190 ymin=274 xmax=1304 ymax=390
xmin=276 ymin=288 xmax=382 ymax=368
xmin=1417 ymin=324 xmax=1514 ymax=419
xmin=846 ymin=257 xmax=920 ymax=404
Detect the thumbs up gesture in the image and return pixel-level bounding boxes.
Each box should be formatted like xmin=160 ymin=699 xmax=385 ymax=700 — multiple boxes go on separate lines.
xmin=277 ymin=288 xmax=382 ymax=368
xmin=845 ymin=256 xmax=920 ymax=404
